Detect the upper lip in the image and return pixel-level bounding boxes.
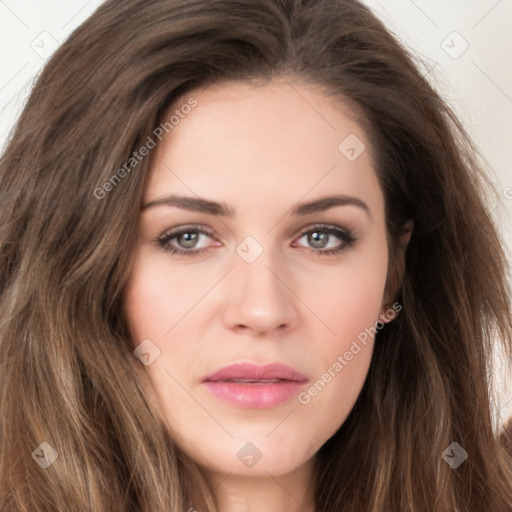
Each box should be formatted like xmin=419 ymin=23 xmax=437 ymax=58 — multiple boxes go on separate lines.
xmin=202 ymin=362 xmax=308 ymax=383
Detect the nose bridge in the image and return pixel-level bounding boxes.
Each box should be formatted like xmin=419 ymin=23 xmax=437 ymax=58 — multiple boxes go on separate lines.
xmin=221 ymin=235 xmax=299 ymax=335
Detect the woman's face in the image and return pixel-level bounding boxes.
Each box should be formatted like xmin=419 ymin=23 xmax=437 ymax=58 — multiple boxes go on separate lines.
xmin=125 ymin=78 xmax=391 ymax=479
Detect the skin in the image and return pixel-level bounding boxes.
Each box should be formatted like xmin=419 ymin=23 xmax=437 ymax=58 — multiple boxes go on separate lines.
xmin=124 ymin=77 xmax=403 ymax=512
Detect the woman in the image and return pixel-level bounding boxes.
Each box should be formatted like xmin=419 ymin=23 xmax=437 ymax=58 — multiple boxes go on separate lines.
xmin=0 ymin=0 xmax=511 ymax=510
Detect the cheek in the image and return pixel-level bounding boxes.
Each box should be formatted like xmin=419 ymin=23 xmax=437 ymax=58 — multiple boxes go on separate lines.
xmin=124 ymin=252 xmax=205 ymax=346
xmin=306 ymin=267 xmax=386 ymax=338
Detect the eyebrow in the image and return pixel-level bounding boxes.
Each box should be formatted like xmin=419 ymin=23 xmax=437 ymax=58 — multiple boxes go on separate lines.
xmin=141 ymin=194 xmax=371 ymax=219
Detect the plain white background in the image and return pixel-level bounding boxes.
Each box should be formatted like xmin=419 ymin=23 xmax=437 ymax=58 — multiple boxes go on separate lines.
xmin=0 ymin=0 xmax=511 ymax=426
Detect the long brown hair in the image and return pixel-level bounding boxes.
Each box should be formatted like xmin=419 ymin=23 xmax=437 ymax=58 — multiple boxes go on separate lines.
xmin=1 ymin=0 xmax=511 ymax=510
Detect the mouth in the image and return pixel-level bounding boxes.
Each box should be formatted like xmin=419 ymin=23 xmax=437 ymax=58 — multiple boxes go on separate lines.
xmin=202 ymin=362 xmax=308 ymax=409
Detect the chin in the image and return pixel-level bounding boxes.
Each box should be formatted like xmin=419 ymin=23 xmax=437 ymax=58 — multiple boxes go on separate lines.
xmin=185 ymin=436 xmax=315 ymax=479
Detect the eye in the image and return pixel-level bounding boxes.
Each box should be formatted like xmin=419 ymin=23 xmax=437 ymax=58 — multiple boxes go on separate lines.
xmin=156 ymin=225 xmax=217 ymax=255
xmin=292 ymin=224 xmax=357 ymax=255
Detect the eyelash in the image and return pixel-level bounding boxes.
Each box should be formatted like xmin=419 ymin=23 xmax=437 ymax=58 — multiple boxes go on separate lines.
xmin=155 ymin=223 xmax=357 ymax=257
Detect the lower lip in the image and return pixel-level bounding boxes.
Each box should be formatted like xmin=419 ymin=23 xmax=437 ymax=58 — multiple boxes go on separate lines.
xmin=202 ymin=380 xmax=307 ymax=408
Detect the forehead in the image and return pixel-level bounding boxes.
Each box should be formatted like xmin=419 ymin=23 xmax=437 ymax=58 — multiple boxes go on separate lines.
xmin=144 ymin=78 xmax=383 ymax=219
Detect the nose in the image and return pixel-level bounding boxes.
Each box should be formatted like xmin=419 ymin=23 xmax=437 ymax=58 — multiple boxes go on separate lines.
xmin=221 ymin=252 xmax=300 ymax=337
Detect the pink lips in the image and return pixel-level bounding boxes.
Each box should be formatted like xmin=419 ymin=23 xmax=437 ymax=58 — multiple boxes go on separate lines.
xmin=202 ymin=362 xmax=308 ymax=408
